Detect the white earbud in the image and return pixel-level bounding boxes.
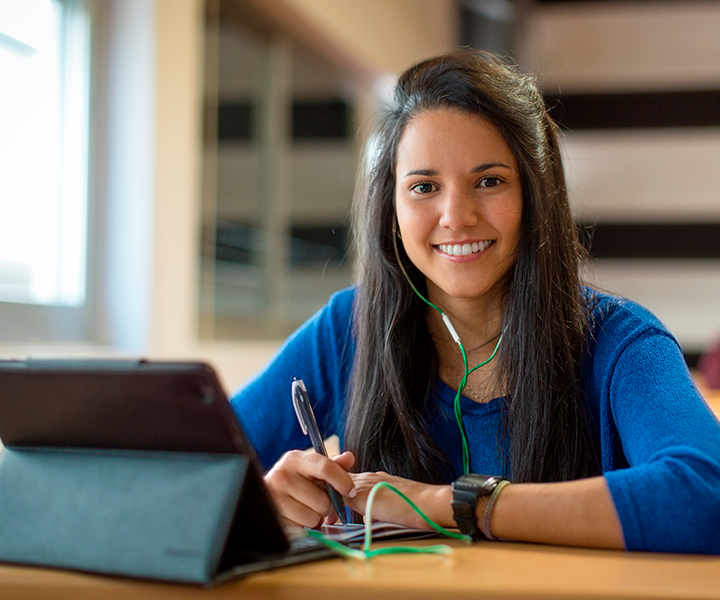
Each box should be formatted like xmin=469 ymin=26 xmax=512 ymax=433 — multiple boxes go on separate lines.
xmin=441 ymin=313 xmax=462 ymax=345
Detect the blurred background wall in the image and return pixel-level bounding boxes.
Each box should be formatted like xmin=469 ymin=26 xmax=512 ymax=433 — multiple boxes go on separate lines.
xmin=527 ymin=1 xmax=720 ymax=371
xmin=0 ymin=0 xmax=718 ymax=393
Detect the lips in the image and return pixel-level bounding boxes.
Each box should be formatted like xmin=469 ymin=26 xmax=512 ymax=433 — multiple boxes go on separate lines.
xmin=436 ymin=240 xmax=493 ymax=257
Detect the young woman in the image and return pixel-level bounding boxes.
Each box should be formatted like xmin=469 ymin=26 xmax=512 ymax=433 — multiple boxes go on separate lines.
xmin=231 ymin=49 xmax=720 ymax=553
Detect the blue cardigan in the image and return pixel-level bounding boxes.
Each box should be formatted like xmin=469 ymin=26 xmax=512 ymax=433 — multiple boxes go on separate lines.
xmin=230 ymin=287 xmax=720 ymax=554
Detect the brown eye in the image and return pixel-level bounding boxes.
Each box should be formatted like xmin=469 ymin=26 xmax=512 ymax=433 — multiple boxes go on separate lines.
xmin=411 ymin=182 xmax=435 ymax=194
xmin=480 ymin=177 xmax=502 ymax=188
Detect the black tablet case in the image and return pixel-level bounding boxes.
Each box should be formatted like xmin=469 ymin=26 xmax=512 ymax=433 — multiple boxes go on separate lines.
xmin=0 ymin=359 xmax=324 ymax=584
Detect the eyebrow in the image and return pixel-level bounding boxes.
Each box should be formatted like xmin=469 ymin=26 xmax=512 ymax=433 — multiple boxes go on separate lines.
xmin=403 ymin=162 xmax=512 ymax=178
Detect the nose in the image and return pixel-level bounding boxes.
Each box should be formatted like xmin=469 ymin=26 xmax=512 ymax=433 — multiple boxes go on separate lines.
xmin=438 ymin=185 xmax=480 ymax=231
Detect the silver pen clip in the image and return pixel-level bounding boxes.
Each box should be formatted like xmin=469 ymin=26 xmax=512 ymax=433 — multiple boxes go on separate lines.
xmin=291 ymin=378 xmax=308 ymax=435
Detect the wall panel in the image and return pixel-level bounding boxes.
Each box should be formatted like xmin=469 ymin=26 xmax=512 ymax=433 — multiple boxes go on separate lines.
xmin=529 ymin=0 xmax=720 ymax=356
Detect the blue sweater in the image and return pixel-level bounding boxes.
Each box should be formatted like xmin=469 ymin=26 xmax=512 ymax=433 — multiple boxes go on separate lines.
xmin=230 ymin=287 xmax=720 ymax=553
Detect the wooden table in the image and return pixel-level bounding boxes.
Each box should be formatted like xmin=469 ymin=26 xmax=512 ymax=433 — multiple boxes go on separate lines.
xmin=1 ymin=539 xmax=719 ymax=600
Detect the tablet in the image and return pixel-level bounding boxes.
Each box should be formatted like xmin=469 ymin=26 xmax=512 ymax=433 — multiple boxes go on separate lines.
xmin=0 ymin=358 xmax=335 ymax=583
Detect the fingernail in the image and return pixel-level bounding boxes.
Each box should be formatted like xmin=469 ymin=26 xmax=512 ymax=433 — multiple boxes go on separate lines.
xmin=349 ymin=487 xmax=357 ymax=498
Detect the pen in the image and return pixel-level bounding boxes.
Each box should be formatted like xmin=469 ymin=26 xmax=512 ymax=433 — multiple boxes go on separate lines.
xmin=291 ymin=377 xmax=348 ymax=525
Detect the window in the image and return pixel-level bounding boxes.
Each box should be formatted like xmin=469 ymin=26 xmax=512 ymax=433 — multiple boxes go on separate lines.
xmin=0 ymin=0 xmax=92 ymax=341
xmin=200 ymin=7 xmax=358 ymax=340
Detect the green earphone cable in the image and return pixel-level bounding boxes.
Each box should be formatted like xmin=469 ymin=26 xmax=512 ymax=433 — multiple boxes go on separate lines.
xmin=306 ymin=481 xmax=471 ymax=560
xmin=392 ymin=232 xmax=503 ymax=474
xmin=454 ymin=333 xmax=503 ymax=474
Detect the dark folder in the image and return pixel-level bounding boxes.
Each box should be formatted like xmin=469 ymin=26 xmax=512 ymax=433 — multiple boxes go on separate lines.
xmin=0 ymin=359 xmax=332 ymax=584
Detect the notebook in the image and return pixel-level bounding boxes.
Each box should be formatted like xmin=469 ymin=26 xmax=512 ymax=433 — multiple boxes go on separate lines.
xmin=0 ymin=358 xmax=336 ymax=584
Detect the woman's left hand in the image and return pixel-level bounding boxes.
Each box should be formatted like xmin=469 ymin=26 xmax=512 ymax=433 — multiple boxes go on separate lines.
xmin=344 ymin=471 xmax=453 ymax=529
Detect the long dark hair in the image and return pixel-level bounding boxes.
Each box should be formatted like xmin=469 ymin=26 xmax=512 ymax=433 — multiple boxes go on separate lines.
xmin=346 ymin=49 xmax=599 ymax=484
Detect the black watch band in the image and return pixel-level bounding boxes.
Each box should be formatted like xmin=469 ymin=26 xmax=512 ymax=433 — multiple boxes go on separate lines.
xmin=451 ymin=474 xmax=505 ymax=540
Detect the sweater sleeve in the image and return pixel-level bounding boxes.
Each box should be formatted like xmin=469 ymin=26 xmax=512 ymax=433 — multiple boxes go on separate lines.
xmin=603 ymin=328 xmax=720 ymax=553
xmin=228 ymin=288 xmax=356 ymax=471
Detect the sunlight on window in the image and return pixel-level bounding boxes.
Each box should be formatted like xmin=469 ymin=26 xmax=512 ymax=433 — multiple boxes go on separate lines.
xmin=0 ymin=0 xmax=89 ymax=306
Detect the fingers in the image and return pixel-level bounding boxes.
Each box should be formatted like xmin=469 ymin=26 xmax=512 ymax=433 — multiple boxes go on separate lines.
xmin=265 ymin=452 xmax=331 ymax=527
xmin=264 ymin=449 xmax=357 ymax=528
xmin=277 ymin=493 xmax=325 ymax=530
xmin=343 ymin=471 xmax=440 ymax=530
xmin=330 ymin=452 xmax=358 ymax=503
xmin=332 ymin=450 xmax=356 ymax=473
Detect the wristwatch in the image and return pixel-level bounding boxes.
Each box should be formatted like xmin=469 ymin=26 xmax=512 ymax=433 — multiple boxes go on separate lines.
xmin=451 ymin=474 xmax=506 ymax=539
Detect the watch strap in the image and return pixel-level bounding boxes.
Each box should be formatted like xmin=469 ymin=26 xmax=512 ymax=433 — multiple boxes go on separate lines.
xmin=451 ymin=474 xmax=506 ymax=540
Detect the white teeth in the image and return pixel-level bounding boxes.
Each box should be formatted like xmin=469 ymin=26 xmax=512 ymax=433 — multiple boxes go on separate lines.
xmin=438 ymin=241 xmax=491 ymax=256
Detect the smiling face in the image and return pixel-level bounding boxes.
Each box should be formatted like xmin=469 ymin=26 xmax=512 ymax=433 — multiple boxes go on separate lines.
xmin=394 ymin=108 xmax=523 ymax=310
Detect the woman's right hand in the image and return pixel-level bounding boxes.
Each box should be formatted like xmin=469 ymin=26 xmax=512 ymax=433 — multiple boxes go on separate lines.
xmin=264 ymin=449 xmax=357 ymax=529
